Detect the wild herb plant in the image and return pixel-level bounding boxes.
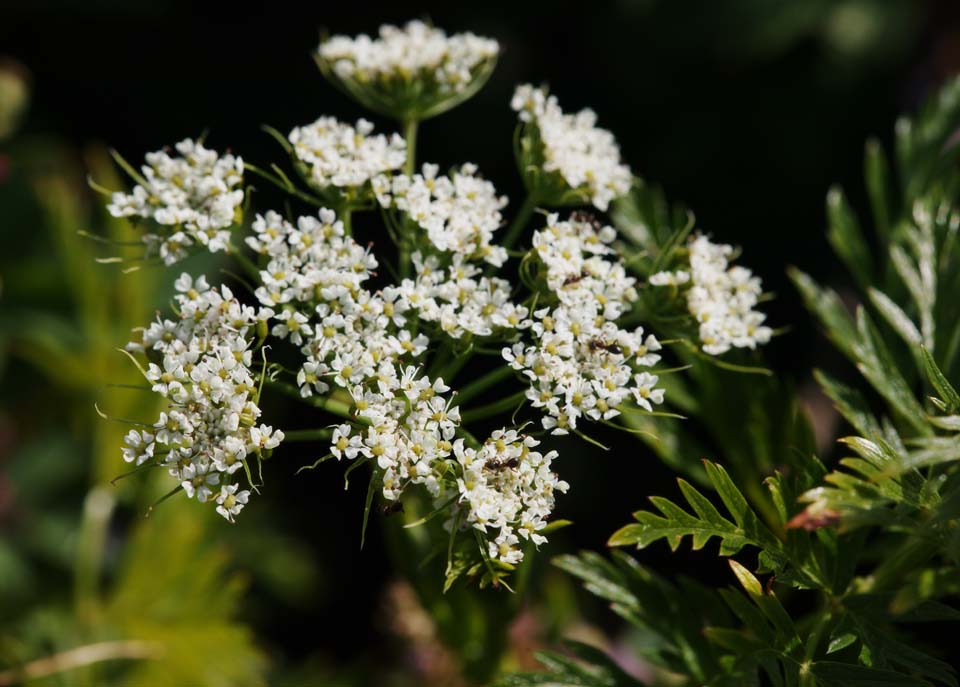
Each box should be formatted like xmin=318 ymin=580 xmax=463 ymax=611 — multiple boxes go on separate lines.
xmin=496 ymin=76 xmax=960 ymax=687
xmin=92 ymin=18 xmax=772 ymax=609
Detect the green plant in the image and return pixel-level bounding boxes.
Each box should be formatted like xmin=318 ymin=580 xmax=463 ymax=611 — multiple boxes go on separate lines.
xmin=496 ymin=76 xmax=960 ymax=687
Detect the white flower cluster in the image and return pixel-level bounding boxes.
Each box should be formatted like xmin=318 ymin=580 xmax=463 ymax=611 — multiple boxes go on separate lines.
xmin=505 ymin=213 xmax=664 ymax=434
xmin=121 ymin=274 xmax=282 ymax=521
xmin=246 ymin=207 xmax=450 ymax=497
xmin=107 ymin=139 xmax=244 ymax=265
xmin=454 ymin=430 xmax=568 ymax=565
xmin=511 ymin=85 xmax=632 ymax=212
xmin=245 ymin=206 xmax=562 ymax=563
xmin=408 ymin=252 xmax=530 ymax=339
xmin=320 ymin=21 xmax=498 ymax=94
xmin=374 ymin=163 xmax=509 ymax=266
xmin=650 ymin=235 xmax=772 ymax=355
xmin=289 ymin=117 xmax=406 ymax=191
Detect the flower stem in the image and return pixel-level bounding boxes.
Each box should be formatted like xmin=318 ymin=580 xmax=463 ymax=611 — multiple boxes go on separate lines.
xmin=282 ymin=428 xmax=334 ymax=442
xmin=243 ymin=162 xmax=323 ymax=207
xmin=454 ymin=365 xmax=515 ymax=407
xmin=265 ymin=379 xmax=359 ymax=423
xmin=403 ymin=119 xmax=418 ymax=175
xmin=460 ymin=390 xmax=527 ymax=424
xmin=229 ymin=246 xmax=261 ymax=282
xmin=499 ymin=193 xmax=539 ymax=253
xmin=398 ymin=119 xmax=420 ymax=278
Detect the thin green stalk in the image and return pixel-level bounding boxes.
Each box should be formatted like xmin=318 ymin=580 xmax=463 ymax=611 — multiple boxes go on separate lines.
xmin=243 ymin=162 xmax=323 ymax=207
xmin=454 ymin=365 xmax=515 ymax=407
xmin=499 ymin=193 xmax=539 ymax=252
xmin=282 ymin=428 xmax=335 ymax=442
xmin=437 ymin=351 xmax=472 ymax=384
xmin=229 ymin=246 xmax=261 ymax=281
xmin=403 ymin=119 xmax=418 ymax=175
xmin=426 ymin=340 xmax=453 ymax=380
xmin=398 ymin=119 xmax=420 ymax=278
xmin=265 ymin=379 xmax=358 ymax=423
xmin=340 ymin=207 xmax=352 ymax=236
xmin=460 ymin=391 xmax=527 ymax=424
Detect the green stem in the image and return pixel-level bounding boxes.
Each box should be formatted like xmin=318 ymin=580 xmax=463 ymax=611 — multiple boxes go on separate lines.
xmin=456 ymin=426 xmax=483 ymax=450
xmin=265 ymin=379 xmax=358 ymax=423
xmin=403 ymin=119 xmax=419 ymax=175
xmin=460 ymin=391 xmax=527 ymax=424
xmin=500 ymin=193 xmax=539 ymax=253
xmin=229 ymin=246 xmax=261 ymax=281
xmin=437 ymin=350 xmax=472 ymax=385
xmin=398 ymin=119 xmax=420 ymax=278
xmin=282 ymin=428 xmax=334 ymax=442
xmin=800 ymin=609 xmax=833 ymax=687
xmin=340 ymin=207 xmax=352 ymax=236
xmin=243 ymin=162 xmax=323 ymax=207
xmin=426 ymin=341 xmax=453 ymax=380
xmin=454 ymin=365 xmax=515 ymax=407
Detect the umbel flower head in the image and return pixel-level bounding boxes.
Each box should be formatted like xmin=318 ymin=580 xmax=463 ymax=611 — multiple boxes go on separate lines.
xmin=288 ymin=116 xmax=406 ymax=205
xmin=107 ymin=139 xmax=244 ymax=265
xmin=122 ymin=274 xmax=282 ymax=522
xmin=649 ymin=235 xmax=773 ymax=355
xmin=512 ymin=84 xmax=633 ymax=211
xmin=316 ymin=20 xmax=499 ymax=121
xmin=374 ymin=162 xmax=509 ymax=266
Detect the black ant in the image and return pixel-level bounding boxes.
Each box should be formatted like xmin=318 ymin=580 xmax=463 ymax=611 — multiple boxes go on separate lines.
xmin=588 ymin=339 xmax=622 ymax=355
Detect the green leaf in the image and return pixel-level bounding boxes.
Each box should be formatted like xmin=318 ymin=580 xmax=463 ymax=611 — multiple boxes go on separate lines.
xmin=852 ymin=309 xmax=929 ymax=435
xmin=827 ymin=186 xmax=874 ymax=290
xmin=811 ymin=661 xmax=933 ymax=686
xmin=789 ymin=268 xmax=858 ymax=362
xmin=868 ymin=288 xmax=922 ymax=348
xmin=921 ymin=345 xmax=960 ymax=413
xmin=814 ymin=370 xmax=883 ymax=440
xmin=827 ymin=632 xmax=859 ymax=655
xmin=610 ymin=462 xmax=785 ymax=570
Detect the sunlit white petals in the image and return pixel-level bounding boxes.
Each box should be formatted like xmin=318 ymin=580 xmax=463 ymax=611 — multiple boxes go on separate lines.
xmin=319 ymin=21 xmax=498 ymax=96
xmin=651 ymin=235 xmax=772 ymax=355
xmin=454 ymin=432 xmax=568 ymax=564
xmin=289 ymin=117 xmax=406 ymax=190
xmin=107 ymin=139 xmax=243 ymax=265
xmin=512 ymin=84 xmax=631 ymax=211
xmin=375 ymin=164 xmax=509 ymax=266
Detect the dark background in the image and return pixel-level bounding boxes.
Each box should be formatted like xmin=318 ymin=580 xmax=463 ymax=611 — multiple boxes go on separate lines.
xmin=4 ymin=0 xmax=960 ymax=677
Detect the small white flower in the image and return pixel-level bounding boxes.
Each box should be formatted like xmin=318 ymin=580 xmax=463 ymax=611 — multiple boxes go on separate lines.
xmin=215 ymin=483 xmax=251 ymax=522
